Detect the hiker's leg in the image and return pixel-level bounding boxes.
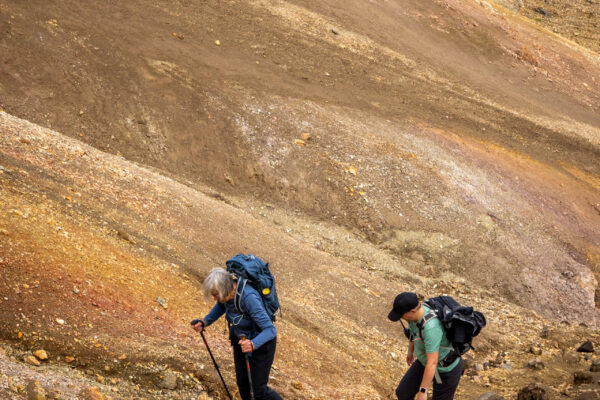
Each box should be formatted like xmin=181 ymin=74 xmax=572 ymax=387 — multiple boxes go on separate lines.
xmin=249 ymin=339 xmax=282 ymax=400
xmin=233 ymin=343 xmax=252 ymax=400
xmin=432 ymin=359 xmax=463 ymax=400
xmin=396 ymin=361 xmax=424 ymax=400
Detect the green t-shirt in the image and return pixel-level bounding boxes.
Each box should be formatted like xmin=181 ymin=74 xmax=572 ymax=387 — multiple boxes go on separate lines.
xmin=409 ymin=304 xmax=460 ymax=373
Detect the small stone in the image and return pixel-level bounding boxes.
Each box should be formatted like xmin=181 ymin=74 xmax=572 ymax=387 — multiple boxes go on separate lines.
xmin=116 ymin=230 xmax=131 ymax=242
xmin=577 ymin=341 xmax=594 ymax=353
xmin=529 ymin=345 xmax=542 ymax=355
xmin=155 ymin=297 xmax=167 ymax=309
xmin=79 ymin=386 xmax=105 ymax=400
xmin=478 ymin=393 xmax=504 ymax=400
xmin=291 ymin=381 xmax=303 ymax=390
xmin=214 ymin=40 xmax=220 ymax=46
xmin=25 ymin=355 xmax=41 ymax=366
xmin=158 ymin=372 xmax=179 ymax=390
xmin=533 ymin=7 xmax=550 ymax=16
xmin=574 ymin=371 xmax=594 ymax=384
xmin=65 ymin=356 xmax=75 ymax=363
xmin=527 ymin=359 xmax=545 ymax=370
xmin=26 ymin=379 xmax=46 ymax=400
xmin=590 ymin=359 xmax=600 ymax=372
xmin=33 ymin=350 xmax=48 ymax=361
xmin=540 ymin=326 xmax=550 ymax=339
xmin=301 ymin=132 xmax=312 ymax=141
xmin=0 ymin=229 xmax=9 ymax=236
xmin=56 ymin=318 xmax=65 ymax=325
xmin=517 ymin=383 xmax=550 ymax=400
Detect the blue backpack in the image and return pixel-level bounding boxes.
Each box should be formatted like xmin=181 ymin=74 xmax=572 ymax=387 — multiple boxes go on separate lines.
xmin=226 ymin=254 xmax=281 ymax=321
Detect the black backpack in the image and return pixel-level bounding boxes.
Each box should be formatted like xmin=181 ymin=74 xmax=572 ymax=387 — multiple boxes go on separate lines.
xmin=421 ymin=295 xmax=486 ymax=356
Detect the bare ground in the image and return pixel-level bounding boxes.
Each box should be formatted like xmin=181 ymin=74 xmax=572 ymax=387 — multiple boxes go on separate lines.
xmin=0 ymin=0 xmax=599 ymax=398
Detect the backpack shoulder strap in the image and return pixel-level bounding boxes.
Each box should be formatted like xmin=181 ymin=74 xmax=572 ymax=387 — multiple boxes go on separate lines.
xmin=234 ymin=278 xmax=248 ymax=315
xmin=417 ymin=309 xmax=437 ymax=340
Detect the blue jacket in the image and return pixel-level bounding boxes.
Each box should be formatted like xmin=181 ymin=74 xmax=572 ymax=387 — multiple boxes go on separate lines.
xmin=203 ymin=285 xmax=277 ymax=349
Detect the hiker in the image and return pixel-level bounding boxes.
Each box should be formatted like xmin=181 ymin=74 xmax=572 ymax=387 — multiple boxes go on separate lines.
xmin=192 ymin=267 xmax=282 ymax=400
xmin=388 ymin=292 xmax=463 ymax=400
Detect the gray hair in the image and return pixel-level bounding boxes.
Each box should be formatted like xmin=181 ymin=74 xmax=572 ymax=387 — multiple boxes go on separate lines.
xmin=203 ymin=268 xmax=235 ymax=302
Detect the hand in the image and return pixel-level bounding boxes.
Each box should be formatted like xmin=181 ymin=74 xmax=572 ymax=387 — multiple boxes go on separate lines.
xmin=416 ymin=391 xmax=427 ymax=400
xmin=406 ymin=351 xmax=415 ymax=366
xmin=239 ymin=338 xmax=254 ymax=353
xmin=191 ymin=319 xmax=205 ymax=333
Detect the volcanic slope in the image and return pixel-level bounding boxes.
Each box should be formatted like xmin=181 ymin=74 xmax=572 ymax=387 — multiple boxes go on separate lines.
xmin=0 ymin=0 xmax=600 ymax=398
xmin=2 ymin=111 xmax=600 ymax=399
xmin=1 ymin=0 xmax=599 ymax=323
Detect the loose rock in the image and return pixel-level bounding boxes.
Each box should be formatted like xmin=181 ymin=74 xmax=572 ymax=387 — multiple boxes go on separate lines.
xmin=26 ymin=379 xmax=46 ymax=400
xmin=517 ymin=383 xmax=550 ymax=400
xmin=527 ymin=358 xmax=545 ymax=370
xmin=33 ymin=350 xmax=48 ymax=361
xmin=478 ymin=393 xmax=504 ymax=400
xmin=533 ymin=7 xmax=550 ymax=16
xmin=79 ymin=386 xmax=105 ymax=400
xmin=573 ymin=371 xmax=594 ymax=384
xmin=158 ymin=372 xmax=179 ymax=390
xmin=25 ymin=355 xmax=41 ymax=366
xmin=590 ymin=359 xmax=600 ymax=372
xmin=155 ymin=296 xmax=167 ymax=309
xmin=577 ymin=341 xmax=594 ymax=353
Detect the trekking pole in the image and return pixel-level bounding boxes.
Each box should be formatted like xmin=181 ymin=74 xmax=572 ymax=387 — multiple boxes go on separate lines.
xmin=240 ymin=335 xmax=255 ymax=400
xmin=191 ymin=320 xmax=233 ymax=400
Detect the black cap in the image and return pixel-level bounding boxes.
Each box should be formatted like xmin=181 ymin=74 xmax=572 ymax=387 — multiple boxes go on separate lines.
xmin=388 ymin=292 xmax=418 ymax=321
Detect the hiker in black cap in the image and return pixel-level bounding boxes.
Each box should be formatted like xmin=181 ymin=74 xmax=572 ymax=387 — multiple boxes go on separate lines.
xmin=388 ymin=292 xmax=463 ymax=400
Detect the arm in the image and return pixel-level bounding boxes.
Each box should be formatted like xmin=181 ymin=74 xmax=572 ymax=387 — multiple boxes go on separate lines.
xmin=242 ymin=291 xmax=276 ymax=350
xmin=202 ymin=302 xmax=226 ymax=327
xmin=417 ymin=351 xmax=439 ymax=399
xmin=418 ymin=319 xmax=443 ymax=399
xmin=406 ymin=341 xmax=415 ymax=365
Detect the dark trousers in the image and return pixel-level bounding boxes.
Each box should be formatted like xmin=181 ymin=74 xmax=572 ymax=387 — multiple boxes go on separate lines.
xmin=233 ymin=338 xmax=282 ymax=400
xmin=396 ymin=358 xmax=463 ymax=400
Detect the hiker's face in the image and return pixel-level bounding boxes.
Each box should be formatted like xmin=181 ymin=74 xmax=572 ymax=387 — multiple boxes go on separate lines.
xmin=213 ymin=287 xmax=236 ymax=303
xmin=402 ymin=308 xmax=417 ymax=322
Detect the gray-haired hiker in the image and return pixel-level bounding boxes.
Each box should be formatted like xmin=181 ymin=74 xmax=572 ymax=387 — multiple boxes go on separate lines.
xmin=388 ymin=292 xmax=463 ymax=400
xmin=192 ymin=267 xmax=282 ymax=400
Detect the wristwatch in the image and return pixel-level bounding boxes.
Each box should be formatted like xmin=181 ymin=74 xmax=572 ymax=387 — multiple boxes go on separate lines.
xmin=419 ymin=387 xmax=427 ymax=393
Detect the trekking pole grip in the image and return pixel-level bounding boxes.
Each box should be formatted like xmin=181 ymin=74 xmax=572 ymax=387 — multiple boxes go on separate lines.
xmin=240 ymin=335 xmax=255 ymax=400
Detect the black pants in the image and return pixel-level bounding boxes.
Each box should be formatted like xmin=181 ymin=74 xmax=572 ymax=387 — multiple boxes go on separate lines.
xmin=396 ymin=358 xmax=463 ymax=400
xmin=233 ymin=338 xmax=282 ymax=400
